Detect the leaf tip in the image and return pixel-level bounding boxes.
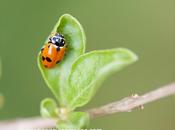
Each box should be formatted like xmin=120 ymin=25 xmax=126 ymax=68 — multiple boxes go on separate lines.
xmin=117 ymin=48 xmax=139 ymax=63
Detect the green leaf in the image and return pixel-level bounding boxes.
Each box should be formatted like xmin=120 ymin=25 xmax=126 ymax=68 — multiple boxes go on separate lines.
xmin=66 ymin=48 xmax=138 ymax=110
xmin=57 ymin=112 xmax=89 ymax=129
xmin=40 ymin=98 xmax=58 ymax=118
xmin=38 ymin=14 xmax=86 ymax=105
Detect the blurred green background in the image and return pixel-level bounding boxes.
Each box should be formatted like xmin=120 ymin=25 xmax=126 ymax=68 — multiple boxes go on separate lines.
xmin=0 ymin=0 xmax=175 ymax=130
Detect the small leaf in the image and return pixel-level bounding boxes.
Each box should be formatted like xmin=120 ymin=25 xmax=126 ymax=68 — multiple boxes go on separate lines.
xmin=38 ymin=14 xmax=86 ymax=105
xmin=66 ymin=48 xmax=138 ymax=109
xmin=40 ymin=98 xmax=58 ymax=118
xmin=57 ymin=112 xmax=89 ymax=129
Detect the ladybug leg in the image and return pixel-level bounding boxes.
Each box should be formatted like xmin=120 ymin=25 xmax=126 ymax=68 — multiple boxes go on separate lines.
xmin=41 ymin=47 xmax=44 ymax=52
xmin=41 ymin=45 xmax=46 ymax=52
xmin=56 ymin=60 xmax=60 ymax=64
xmin=56 ymin=46 xmax=60 ymax=51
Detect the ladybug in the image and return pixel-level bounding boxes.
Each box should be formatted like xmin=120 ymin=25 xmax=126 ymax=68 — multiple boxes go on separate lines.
xmin=41 ymin=33 xmax=66 ymax=68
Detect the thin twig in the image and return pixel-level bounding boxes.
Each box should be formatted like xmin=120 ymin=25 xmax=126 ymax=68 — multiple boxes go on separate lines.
xmin=87 ymin=82 xmax=175 ymax=118
xmin=0 ymin=82 xmax=175 ymax=130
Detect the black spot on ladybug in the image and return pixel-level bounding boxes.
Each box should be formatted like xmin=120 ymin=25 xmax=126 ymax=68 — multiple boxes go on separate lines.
xmin=44 ymin=65 xmax=48 ymax=68
xmin=42 ymin=56 xmax=45 ymax=61
xmin=56 ymin=47 xmax=60 ymax=51
xmin=48 ymin=45 xmax=50 ymax=48
xmin=46 ymin=57 xmax=52 ymax=62
xmin=56 ymin=60 xmax=60 ymax=64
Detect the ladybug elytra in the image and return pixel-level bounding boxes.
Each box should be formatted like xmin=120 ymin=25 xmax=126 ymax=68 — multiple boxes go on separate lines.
xmin=41 ymin=33 xmax=66 ymax=68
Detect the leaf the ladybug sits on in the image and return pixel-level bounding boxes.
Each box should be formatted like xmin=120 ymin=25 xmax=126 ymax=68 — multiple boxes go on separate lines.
xmin=38 ymin=14 xmax=86 ymax=104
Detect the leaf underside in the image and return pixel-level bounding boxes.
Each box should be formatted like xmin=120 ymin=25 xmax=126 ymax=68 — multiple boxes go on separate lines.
xmin=65 ymin=48 xmax=138 ymax=110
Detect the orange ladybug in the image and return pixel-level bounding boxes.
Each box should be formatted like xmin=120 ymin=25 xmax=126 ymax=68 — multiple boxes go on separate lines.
xmin=41 ymin=33 xmax=66 ymax=68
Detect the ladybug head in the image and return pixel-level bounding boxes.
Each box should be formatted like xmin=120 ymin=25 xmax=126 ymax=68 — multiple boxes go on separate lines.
xmin=49 ymin=33 xmax=65 ymax=47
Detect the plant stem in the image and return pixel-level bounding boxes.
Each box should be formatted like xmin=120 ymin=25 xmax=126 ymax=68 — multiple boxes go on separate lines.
xmin=0 ymin=82 xmax=175 ymax=130
xmin=87 ymin=82 xmax=175 ymax=118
